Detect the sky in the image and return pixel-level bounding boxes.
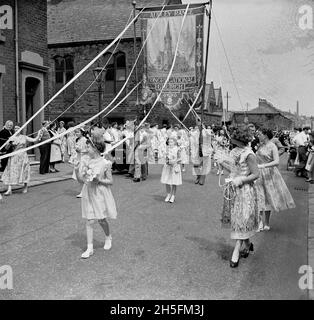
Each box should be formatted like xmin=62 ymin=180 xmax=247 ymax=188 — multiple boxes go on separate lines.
xmin=182 ymin=0 xmax=314 ymax=116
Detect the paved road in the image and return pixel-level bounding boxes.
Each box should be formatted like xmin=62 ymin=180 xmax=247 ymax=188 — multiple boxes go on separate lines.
xmin=0 ymin=156 xmax=308 ymax=299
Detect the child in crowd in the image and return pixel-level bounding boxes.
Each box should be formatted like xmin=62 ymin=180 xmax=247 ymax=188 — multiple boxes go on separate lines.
xmin=75 ymin=128 xmax=117 ymax=259
xmin=160 ymin=136 xmax=182 ymax=203
xmin=72 ymin=128 xmax=89 ymax=198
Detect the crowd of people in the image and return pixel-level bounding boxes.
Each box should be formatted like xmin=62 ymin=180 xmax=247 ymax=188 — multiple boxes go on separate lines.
xmin=0 ymin=118 xmax=303 ymax=268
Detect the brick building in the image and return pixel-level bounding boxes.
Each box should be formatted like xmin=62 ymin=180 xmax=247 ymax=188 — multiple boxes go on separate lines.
xmin=47 ymin=0 xmax=223 ymax=128
xmin=230 ymin=98 xmax=293 ymax=130
xmin=0 ymin=0 xmax=48 ymax=135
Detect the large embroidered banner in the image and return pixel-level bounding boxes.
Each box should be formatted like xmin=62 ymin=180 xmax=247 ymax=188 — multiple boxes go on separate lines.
xmin=140 ymin=4 xmax=205 ymax=109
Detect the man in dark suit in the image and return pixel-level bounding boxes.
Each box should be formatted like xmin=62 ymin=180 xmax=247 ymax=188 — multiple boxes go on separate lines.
xmin=38 ymin=121 xmax=52 ymax=174
xmin=0 ymin=120 xmax=14 ymax=172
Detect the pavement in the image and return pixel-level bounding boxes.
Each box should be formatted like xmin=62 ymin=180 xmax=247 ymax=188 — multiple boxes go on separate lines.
xmin=0 ymin=162 xmax=73 ymax=194
xmin=308 ymin=183 xmax=314 ymax=299
xmin=0 ymin=155 xmax=311 ymax=300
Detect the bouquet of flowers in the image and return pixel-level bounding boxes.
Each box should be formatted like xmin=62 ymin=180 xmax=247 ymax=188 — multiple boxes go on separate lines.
xmin=81 ymin=165 xmax=97 ymax=184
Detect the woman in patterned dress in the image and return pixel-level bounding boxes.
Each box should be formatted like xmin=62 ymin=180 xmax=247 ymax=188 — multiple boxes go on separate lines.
xmin=218 ymin=127 xmax=260 ymax=268
xmin=2 ymin=125 xmax=41 ymax=195
xmin=256 ymin=128 xmax=296 ymax=231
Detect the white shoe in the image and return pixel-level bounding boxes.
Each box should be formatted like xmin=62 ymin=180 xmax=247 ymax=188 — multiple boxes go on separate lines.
xmin=263 ymin=225 xmax=271 ymax=231
xmin=4 ymin=190 xmax=12 ymax=196
xmin=76 ymin=193 xmax=82 ymax=198
xmin=165 ymin=194 xmax=171 ymax=202
xmin=81 ymin=248 xmax=93 ymax=259
xmin=22 ymin=188 xmax=28 ymax=194
xmin=216 ymin=170 xmax=220 ymax=175
xmin=104 ymin=235 xmax=112 ymax=250
xmin=221 ymin=170 xmax=224 ymax=175
xmin=169 ymin=195 xmax=175 ymax=203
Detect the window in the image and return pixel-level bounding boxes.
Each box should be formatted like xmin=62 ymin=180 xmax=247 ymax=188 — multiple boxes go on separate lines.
xmin=0 ymin=29 xmax=5 ymax=43
xmin=102 ymin=52 xmax=126 ymax=95
xmin=54 ymin=55 xmax=74 ymax=89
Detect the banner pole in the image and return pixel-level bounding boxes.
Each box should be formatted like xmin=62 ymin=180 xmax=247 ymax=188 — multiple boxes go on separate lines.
xmin=199 ymin=0 xmax=212 ymax=156
xmin=132 ymin=1 xmax=139 ymax=106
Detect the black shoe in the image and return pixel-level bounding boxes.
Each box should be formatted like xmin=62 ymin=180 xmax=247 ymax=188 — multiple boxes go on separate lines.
xmin=230 ymin=258 xmax=239 ymax=268
xmin=133 ymin=178 xmax=140 ymax=182
xmin=240 ymin=243 xmax=254 ymax=258
xmin=54 ymin=169 xmax=60 ymax=172
xmin=195 ymin=179 xmax=200 ymax=184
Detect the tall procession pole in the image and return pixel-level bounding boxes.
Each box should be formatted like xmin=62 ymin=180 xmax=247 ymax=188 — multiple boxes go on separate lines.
xmin=199 ymin=0 xmax=212 ymax=157
xmin=132 ymin=1 xmax=139 ymax=107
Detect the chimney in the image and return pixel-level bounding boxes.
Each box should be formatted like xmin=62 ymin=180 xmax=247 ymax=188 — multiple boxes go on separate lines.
xmin=296 ymin=100 xmax=299 ymax=116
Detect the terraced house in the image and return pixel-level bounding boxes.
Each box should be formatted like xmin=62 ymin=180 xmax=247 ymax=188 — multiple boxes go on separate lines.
xmin=0 ymin=0 xmax=48 ymax=134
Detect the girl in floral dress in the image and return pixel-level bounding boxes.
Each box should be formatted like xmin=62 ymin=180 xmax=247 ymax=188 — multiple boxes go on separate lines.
xmin=218 ymin=127 xmax=260 ymax=268
xmin=67 ymin=122 xmax=77 ymax=164
xmin=177 ymin=127 xmax=189 ymax=172
xmin=256 ymin=129 xmax=296 ymax=231
xmin=161 ymin=137 xmax=182 ymax=203
xmin=2 ymin=125 xmax=41 ymax=195
xmin=75 ymin=128 xmax=117 ymax=259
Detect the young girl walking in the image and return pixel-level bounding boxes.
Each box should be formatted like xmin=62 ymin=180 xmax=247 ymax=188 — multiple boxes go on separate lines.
xmin=161 ymin=136 xmax=182 ymax=203
xmin=75 ymin=128 xmax=117 ymax=259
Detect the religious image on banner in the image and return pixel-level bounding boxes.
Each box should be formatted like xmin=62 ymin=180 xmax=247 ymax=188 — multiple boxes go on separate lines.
xmin=140 ymin=5 xmax=205 ymax=109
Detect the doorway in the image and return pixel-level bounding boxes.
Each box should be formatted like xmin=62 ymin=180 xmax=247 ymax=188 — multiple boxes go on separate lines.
xmin=25 ymin=77 xmax=40 ymax=153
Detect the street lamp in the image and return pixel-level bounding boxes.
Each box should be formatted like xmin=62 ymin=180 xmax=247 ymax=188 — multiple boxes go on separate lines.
xmin=92 ymin=66 xmax=106 ymax=126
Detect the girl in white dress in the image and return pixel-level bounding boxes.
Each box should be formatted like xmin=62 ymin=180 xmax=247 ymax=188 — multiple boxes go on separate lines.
xmin=75 ymin=128 xmax=117 ymax=259
xmin=57 ymin=121 xmax=67 ymax=162
xmin=161 ymin=137 xmax=182 ymax=203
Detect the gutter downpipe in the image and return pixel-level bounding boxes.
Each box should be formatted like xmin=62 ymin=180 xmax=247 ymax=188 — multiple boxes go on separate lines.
xmin=15 ymin=0 xmax=20 ymax=123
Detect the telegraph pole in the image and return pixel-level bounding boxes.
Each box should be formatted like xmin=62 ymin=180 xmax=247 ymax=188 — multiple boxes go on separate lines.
xmin=224 ymin=91 xmax=231 ymax=112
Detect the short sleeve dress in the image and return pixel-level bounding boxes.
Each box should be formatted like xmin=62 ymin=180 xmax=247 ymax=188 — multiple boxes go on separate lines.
xmin=78 ymin=157 xmax=117 ymax=220
xmin=256 ymin=141 xmax=296 ymax=212
xmin=160 ymin=145 xmax=182 ymax=186
xmin=221 ymin=147 xmax=260 ymax=239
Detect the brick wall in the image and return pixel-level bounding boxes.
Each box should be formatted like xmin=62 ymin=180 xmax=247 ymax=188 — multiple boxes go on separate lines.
xmin=232 ymin=113 xmax=293 ymax=130
xmin=0 ymin=0 xmax=48 ymax=126
xmin=0 ymin=0 xmax=16 ymax=124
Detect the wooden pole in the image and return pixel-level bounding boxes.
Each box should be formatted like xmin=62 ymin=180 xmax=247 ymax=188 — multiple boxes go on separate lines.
xmin=132 ymin=1 xmax=139 ymax=106
xmin=199 ymin=0 xmax=212 ymax=156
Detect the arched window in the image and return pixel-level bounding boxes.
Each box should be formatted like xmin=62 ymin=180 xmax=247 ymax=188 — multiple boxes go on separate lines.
xmin=54 ymin=55 xmax=74 ymax=89
xmin=102 ymin=52 xmax=126 ymax=94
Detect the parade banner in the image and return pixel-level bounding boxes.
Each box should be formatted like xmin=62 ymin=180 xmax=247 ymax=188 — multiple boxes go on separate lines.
xmin=140 ymin=4 xmax=205 ymax=109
